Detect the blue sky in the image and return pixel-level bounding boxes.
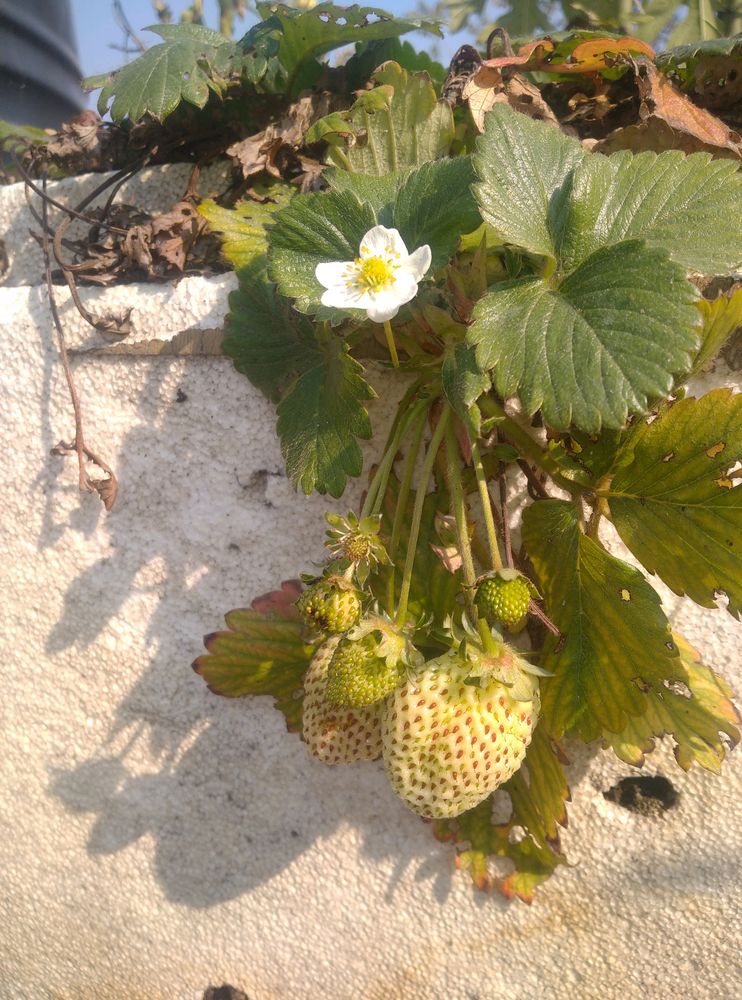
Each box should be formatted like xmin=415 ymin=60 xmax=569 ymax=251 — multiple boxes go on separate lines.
xmin=70 ymin=0 xmax=465 ymax=80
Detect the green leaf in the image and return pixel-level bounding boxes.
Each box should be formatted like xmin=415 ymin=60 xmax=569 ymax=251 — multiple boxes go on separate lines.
xmin=606 ymin=389 xmax=742 ymax=616
xmin=605 ymin=635 xmax=740 ymax=774
xmin=200 ymin=190 xmax=319 ymax=400
xmin=276 ymin=338 xmax=375 ymax=497
xmin=246 ymin=3 xmax=442 ymax=97
xmin=88 ymin=24 xmax=240 ymax=122
xmin=432 ymin=726 xmax=568 ymax=902
xmin=656 ymin=34 xmax=742 ymax=88
xmin=522 ymin=500 xmax=680 ymax=740
xmin=343 ymin=37 xmax=446 ymax=91
xmin=472 ymin=104 xmax=586 ymax=261
xmin=269 ymin=160 xmax=480 ymax=316
xmin=193 ymin=581 xmax=316 ymax=732
xmin=468 ymin=242 xmax=699 ymax=432
xmin=308 ymin=61 xmax=454 ymax=173
xmin=691 ymin=289 xmax=742 ymax=375
xmin=559 ymin=148 xmax=742 ymax=275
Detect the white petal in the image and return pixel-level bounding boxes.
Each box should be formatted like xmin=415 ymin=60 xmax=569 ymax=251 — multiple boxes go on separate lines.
xmin=359 ymin=225 xmax=408 ymax=261
xmin=321 ymin=283 xmax=372 ymax=311
xmin=316 ymin=260 xmax=353 ymax=289
xmin=390 ymin=271 xmax=419 ymax=305
xmin=366 ymin=290 xmax=402 ymax=323
xmin=400 ymin=244 xmax=432 ymax=282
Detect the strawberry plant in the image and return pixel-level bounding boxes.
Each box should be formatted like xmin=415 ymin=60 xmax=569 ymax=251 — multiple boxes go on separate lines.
xmin=12 ymin=3 xmax=738 ymax=902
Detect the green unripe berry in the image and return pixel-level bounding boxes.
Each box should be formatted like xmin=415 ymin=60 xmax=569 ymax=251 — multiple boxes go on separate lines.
xmin=475 ymin=574 xmax=532 ymax=628
xmin=326 ymin=634 xmax=405 ymax=708
xmin=297 ymin=580 xmax=362 ymax=634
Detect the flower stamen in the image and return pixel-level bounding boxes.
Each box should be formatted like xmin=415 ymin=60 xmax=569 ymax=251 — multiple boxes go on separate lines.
xmin=354 ymin=256 xmax=396 ymax=291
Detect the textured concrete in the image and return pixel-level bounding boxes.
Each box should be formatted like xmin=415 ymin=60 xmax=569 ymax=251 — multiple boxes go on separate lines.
xmin=1 ymin=171 xmax=740 ymax=1000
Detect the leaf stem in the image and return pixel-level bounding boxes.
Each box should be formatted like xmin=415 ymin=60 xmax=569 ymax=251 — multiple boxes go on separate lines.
xmin=386 ymin=403 xmax=429 ymax=614
xmin=395 ymin=407 xmax=450 ymax=627
xmin=480 ymin=397 xmax=581 ymax=496
xmin=470 ymin=438 xmax=504 ymax=572
xmin=361 ymin=403 xmax=418 ymax=520
xmin=444 ymin=420 xmax=478 ymax=613
xmin=383 ymin=319 xmax=400 ymax=368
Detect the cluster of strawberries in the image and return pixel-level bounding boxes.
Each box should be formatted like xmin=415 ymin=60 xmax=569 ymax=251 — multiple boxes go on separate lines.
xmin=296 ymin=519 xmax=543 ymax=819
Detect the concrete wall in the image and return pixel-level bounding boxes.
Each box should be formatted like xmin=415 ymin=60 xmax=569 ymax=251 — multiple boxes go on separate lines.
xmin=1 ymin=169 xmax=740 ymax=1000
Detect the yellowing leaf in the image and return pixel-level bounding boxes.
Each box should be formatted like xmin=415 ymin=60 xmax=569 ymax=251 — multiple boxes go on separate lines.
xmin=605 ymin=635 xmax=740 ymax=774
xmin=607 ymin=389 xmax=742 ymax=617
xmin=522 ymin=500 xmax=680 ymax=740
xmin=691 ymin=289 xmax=742 ymax=375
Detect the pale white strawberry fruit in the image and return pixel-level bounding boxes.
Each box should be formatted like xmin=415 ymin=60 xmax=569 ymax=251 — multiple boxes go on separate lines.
xmin=302 ymin=637 xmax=384 ymax=764
xmin=381 ymin=647 xmax=541 ymax=819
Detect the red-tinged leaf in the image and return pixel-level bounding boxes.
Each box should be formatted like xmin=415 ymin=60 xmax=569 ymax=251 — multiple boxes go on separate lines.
xmin=193 ymin=582 xmax=317 ymax=732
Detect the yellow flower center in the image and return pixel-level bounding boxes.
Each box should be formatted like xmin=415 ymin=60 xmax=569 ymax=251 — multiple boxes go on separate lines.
xmin=355 ymin=256 xmax=395 ymax=290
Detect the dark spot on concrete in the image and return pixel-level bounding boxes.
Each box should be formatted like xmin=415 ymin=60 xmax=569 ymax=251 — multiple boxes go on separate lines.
xmin=176 ymin=387 xmax=188 ymax=402
xmin=203 ymin=986 xmax=251 ymax=1000
xmin=604 ymin=774 xmax=679 ymax=817
xmin=228 ymin=542 xmax=240 ymax=551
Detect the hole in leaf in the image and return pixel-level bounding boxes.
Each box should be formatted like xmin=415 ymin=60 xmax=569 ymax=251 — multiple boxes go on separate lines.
xmin=604 ymin=775 xmax=679 ymax=816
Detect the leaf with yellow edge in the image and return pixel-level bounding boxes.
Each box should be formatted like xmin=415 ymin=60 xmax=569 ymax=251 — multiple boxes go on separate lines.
xmin=522 ymin=500 xmax=680 ymax=740
xmin=606 ymin=389 xmax=742 ymax=617
xmin=433 ymin=724 xmax=569 ymax=902
xmin=691 ymin=289 xmax=742 ymax=376
xmin=605 ymin=635 xmax=740 ymax=774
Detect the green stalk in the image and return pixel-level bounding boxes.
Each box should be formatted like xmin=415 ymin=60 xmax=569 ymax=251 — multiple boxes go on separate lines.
xmin=383 ymin=319 xmax=400 ymax=368
xmin=470 ymin=438 xmax=504 ymax=572
xmin=360 ymin=403 xmax=418 ymax=520
xmin=480 ymin=397 xmax=581 ymax=496
xmin=386 ymin=404 xmax=429 ymax=615
xmin=395 ymin=408 xmax=450 ymax=627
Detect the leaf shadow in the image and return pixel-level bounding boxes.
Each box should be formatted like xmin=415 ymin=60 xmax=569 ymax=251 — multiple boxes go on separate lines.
xmin=44 ymin=357 xmax=460 ymax=909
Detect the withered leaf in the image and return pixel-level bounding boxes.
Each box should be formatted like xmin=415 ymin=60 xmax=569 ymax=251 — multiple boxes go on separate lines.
xmin=463 ymin=66 xmax=559 ymax=133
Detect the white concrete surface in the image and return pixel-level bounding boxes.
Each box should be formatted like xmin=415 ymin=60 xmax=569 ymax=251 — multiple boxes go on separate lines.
xmin=1 ymin=171 xmax=740 ymax=1000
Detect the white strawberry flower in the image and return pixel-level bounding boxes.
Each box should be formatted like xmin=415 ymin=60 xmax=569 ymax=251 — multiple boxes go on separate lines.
xmin=315 ymin=225 xmax=432 ymax=323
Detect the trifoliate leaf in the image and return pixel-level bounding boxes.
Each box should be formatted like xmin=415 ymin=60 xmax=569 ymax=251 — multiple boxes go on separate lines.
xmin=472 ymin=104 xmax=585 ymax=261
xmin=307 ymin=61 xmax=453 ymax=173
xmin=276 ymin=338 xmax=375 ymax=497
xmin=691 ymin=289 xmax=742 ymax=376
xmin=468 ymin=243 xmax=699 ymax=431
xmin=605 ymin=635 xmax=740 ymax=774
xmin=522 ymin=500 xmax=680 ymax=740
xmin=433 ymin=727 xmax=569 ymax=902
xmin=88 ymin=24 xmax=240 ymax=123
xmin=606 ymin=389 xmax=742 ymax=617
xmin=245 ymin=3 xmax=442 ymax=97
xmin=193 ymin=581 xmax=316 ymax=732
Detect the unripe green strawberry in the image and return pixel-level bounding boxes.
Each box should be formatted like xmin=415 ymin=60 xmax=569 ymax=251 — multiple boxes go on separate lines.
xmin=382 ymin=647 xmax=540 ymax=819
xmin=326 ymin=633 xmax=406 ymax=708
xmin=475 ymin=571 xmax=535 ymax=628
xmin=297 ymin=578 xmax=362 ymax=634
xmin=302 ymin=638 xmax=383 ymax=764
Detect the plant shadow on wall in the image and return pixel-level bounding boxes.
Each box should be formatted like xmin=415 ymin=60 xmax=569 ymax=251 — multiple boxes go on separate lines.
xmin=28 ymin=4 xmax=741 ymax=906
xmin=44 ymin=357 xmax=480 ymax=909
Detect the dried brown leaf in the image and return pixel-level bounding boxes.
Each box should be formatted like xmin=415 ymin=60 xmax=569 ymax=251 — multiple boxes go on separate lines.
xmin=463 ymin=67 xmax=559 ymax=133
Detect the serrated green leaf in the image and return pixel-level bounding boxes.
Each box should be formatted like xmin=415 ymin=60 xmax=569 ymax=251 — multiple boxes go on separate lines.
xmin=606 ymin=389 xmax=742 ymax=616
xmin=276 ymin=338 xmax=375 ymax=497
xmin=468 ymin=242 xmax=699 ymax=432
xmin=344 ymin=37 xmax=446 ymax=91
xmin=247 ymin=3 xmax=442 ymax=97
xmin=605 ymin=634 xmax=740 ymax=773
xmin=656 ymin=34 xmax=742 ymax=88
xmin=560 ymin=148 xmax=742 ymax=275
xmin=193 ymin=581 xmax=316 ymax=732
xmin=90 ymin=24 xmax=239 ymax=123
xmin=522 ymin=500 xmax=680 ymax=740
xmin=691 ymin=289 xmax=742 ymax=375
xmin=308 ymin=61 xmax=453 ymax=173
xmin=473 ymin=104 xmax=586 ymax=261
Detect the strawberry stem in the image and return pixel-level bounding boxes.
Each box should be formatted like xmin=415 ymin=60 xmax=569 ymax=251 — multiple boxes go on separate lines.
xmin=470 ymin=438 xmax=504 ymax=572
xmin=395 ymin=407 xmax=450 ymax=627
xmin=445 ymin=420 xmax=477 ymax=612
xmin=383 ymin=319 xmax=400 ymax=368
xmin=386 ymin=403 xmax=429 ymax=615
xmin=361 ymin=399 xmax=422 ymax=520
